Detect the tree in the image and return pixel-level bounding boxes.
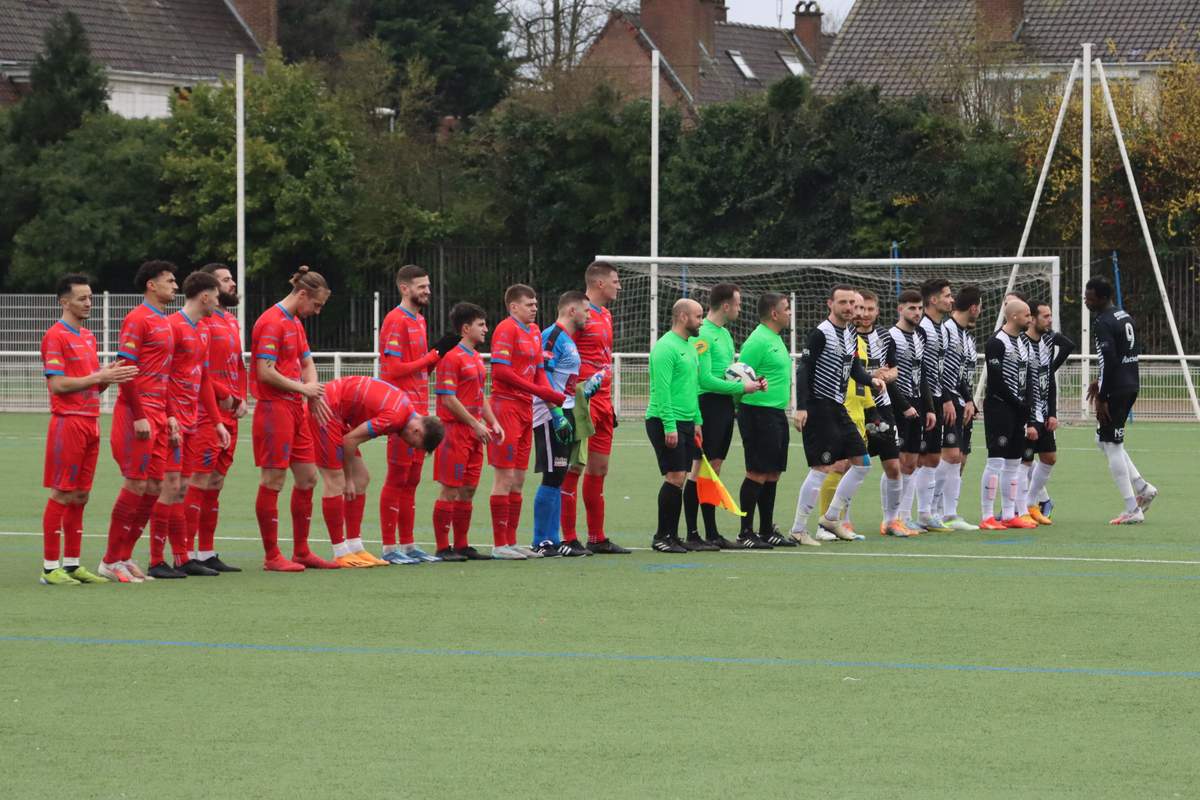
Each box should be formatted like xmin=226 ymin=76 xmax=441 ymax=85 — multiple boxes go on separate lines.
xmin=278 ymin=0 xmax=371 ymax=62
xmin=6 ymin=11 xmax=108 ymax=153
xmin=501 ymin=0 xmax=633 ymax=87
xmin=369 ymin=0 xmax=514 ymax=118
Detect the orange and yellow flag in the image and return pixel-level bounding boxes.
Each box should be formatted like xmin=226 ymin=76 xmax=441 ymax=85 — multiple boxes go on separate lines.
xmin=695 ymin=454 xmax=745 ymax=516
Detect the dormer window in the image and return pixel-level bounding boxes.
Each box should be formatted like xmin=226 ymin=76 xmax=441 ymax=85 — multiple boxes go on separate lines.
xmin=779 ymin=51 xmax=806 ymax=76
xmin=728 ymin=50 xmax=756 ymax=79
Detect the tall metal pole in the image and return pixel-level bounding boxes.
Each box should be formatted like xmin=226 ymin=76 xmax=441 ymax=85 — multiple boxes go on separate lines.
xmin=1080 ymin=44 xmax=1091 ymax=414
xmin=235 ymin=54 xmax=247 ymax=348
xmin=649 ymin=50 xmax=660 ymax=349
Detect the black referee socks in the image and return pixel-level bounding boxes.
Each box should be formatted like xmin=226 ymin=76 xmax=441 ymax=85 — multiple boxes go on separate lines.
xmin=757 ymin=480 xmax=778 ymax=537
xmin=657 ymin=481 xmax=683 ymax=539
xmin=739 ymin=479 xmax=763 ymax=534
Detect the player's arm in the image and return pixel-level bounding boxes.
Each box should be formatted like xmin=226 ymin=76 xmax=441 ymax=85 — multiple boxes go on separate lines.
xmin=649 ymin=342 xmax=679 ymax=434
xmin=849 ymin=351 xmax=883 ymax=394
xmin=47 ymin=362 xmax=137 ymax=394
xmin=697 ymin=335 xmax=744 ymax=396
xmin=380 ymin=337 xmax=439 ymax=384
xmin=115 ymin=320 xmax=148 ymax=419
xmin=791 ymin=328 xmax=823 ymax=430
xmin=198 ymin=363 xmax=231 ymax=448
xmin=1050 ymin=331 xmax=1077 ymax=374
xmin=1047 ymin=363 xmax=1059 ymax=422
xmin=1093 ymin=319 xmax=1119 ymax=399
xmin=984 ymin=337 xmax=1018 ymax=407
xmin=491 ymin=362 xmax=566 ymax=406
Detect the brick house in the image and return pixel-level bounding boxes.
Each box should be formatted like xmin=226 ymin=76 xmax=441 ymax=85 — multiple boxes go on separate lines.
xmin=581 ymin=0 xmax=834 ymax=116
xmin=0 ymin=0 xmax=275 ymax=118
xmin=815 ymin=0 xmax=1200 ymax=100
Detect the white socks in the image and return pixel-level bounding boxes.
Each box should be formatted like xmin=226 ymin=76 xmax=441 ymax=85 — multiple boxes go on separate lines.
xmin=792 ymin=469 xmax=826 ymax=533
xmin=935 ymin=459 xmax=962 ymax=518
xmin=915 ymin=465 xmax=936 ymax=516
xmin=898 ymin=472 xmax=916 ymax=522
xmin=1000 ymin=458 xmax=1022 ymax=519
xmin=1123 ymin=449 xmax=1148 ymax=494
xmin=882 ymin=474 xmax=902 ymax=521
xmin=1025 ymin=461 xmax=1054 ymax=508
xmin=826 ymin=465 xmax=871 ymax=519
xmin=1100 ymin=441 xmax=1138 ymax=512
xmin=980 ymin=457 xmax=1003 ymax=520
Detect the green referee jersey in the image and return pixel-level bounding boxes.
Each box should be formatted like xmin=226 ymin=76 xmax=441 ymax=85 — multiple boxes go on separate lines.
xmin=738 ymin=323 xmax=791 ymax=409
xmin=690 ymin=318 xmax=744 ymax=397
xmin=646 ymin=329 xmax=703 ymax=433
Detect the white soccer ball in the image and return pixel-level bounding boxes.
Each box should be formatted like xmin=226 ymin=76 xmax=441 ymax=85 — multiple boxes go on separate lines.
xmin=725 ymin=362 xmax=758 ymax=383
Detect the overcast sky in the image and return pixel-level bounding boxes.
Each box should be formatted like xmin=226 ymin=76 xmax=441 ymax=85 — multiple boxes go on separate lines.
xmin=726 ymin=0 xmax=857 ymax=31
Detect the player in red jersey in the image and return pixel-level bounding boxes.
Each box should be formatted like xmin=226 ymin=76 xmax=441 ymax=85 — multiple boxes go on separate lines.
xmin=560 ymin=261 xmax=630 ymax=554
xmin=378 ymin=264 xmax=442 ymax=564
xmin=310 ymin=376 xmax=444 ymax=567
xmin=39 ymin=274 xmax=137 ymax=585
xmin=251 ymin=266 xmax=337 ymax=572
xmin=99 ymin=261 xmax=178 ymax=584
xmin=431 ymin=303 xmax=503 ymax=562
xmin=146 ymin=271 xmax=230 ymax=579
xmin=183 ymin=263 xmax=247 ymax=573
xmin=487 ymin=284 xmax=567 ymax=559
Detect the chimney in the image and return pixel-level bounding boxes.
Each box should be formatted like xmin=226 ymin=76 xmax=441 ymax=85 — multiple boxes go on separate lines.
xmin=640 ymin=0 xmax=726 ymax=95
xmin=229 ymin=0 xmax=278 ymax=47
xmin=793 ymin=1 xmax=824 ymax=64
xmin=977 ymin=0 xmax=1024 ymax=43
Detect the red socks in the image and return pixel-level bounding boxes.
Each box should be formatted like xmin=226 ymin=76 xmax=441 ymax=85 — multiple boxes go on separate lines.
xmin=183 ymin=485 xmax=205 ymax=553
xmin=322 ymin=495 xmax=345 ymax=545
xmin=379 ymin=482 xmax=401 ymax=547
xmin=122 ymin=492 xmax=157 ymax=561
xmin=62 ymin=502 xmax=84 ymax=562
xmin=489 ymin=495 xmax=508 ymax=547
xmin=198 ymin=488 xmax=220 ymax=553
xmin=433 ymin=500 xmax=454 ymax=551
xmin=256 ymin=485 xmax=282 ymax=560
xmin=42 ymin=498 xmax=67 ymax=563
xmin=149 ymin=500 xmax=172 ymax=565
xmin=345 ymin=493 xmax=365 ymax=541
xmin=397 ymin=486 xmax=416 ymax=546
xmin=291 ymin=487 xmax=314 ymax=557
xmin=168 ymin=503 xmax=188 ymax=565
xmin=560 ymin=470 xmax=580 ymax=541
xmin=582 ymin=472 xmax=607 ymax=543
xmin=104 ymin=488 xmax=139 ymax=564
xmin=506 ymin=491 xmax=522 ymax=547
xmin=452 ymin=501 xmax=472 ymax=549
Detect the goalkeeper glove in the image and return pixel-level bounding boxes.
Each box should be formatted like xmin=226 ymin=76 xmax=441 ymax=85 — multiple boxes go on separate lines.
xmin=582 ymin=370 xmax=606 ymax=399
xmin=550 ymin=408 xmax=572 ymax=444
xmin=432 ymin=332 xmax=458 ymax=358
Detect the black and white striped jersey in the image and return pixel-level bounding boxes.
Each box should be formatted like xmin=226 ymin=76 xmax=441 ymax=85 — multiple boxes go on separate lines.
xmin=984 ymin=329 xmax=1032 ymax=417
xmin=860 ymin=328 xmax=890 ymax=407
xmin=887 ymin=325 xmax=924 ymax=401
xmin=1022 ymin=332 xmax=1056 ymax=422
xmin=941 ymin=316 xmax=976 ymax=402
xmin=795 ymin=319 xmax=874 ymax=410
xmin=917 ymin=315 xmax=946 ymax=400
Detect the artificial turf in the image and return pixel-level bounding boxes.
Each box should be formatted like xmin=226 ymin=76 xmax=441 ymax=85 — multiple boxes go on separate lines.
xmin=1 ymin=412 xmax=1198 ymax=798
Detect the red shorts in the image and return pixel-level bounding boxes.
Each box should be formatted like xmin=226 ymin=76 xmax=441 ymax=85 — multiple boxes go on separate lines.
xmin=45 ymin=415 xmax=100 ymax=492
xmin=434 ymin=421 xmax=484 ymax=488
xmin=185 ymin=418 xmax=238 ymax=475
xmin=110 ymin=403 xmax=168 ymax=481
xmin=164 ymin=431 xmax=189 ymax=476
xmin=387 ymin=430 xmax=426 ymax=468
xmin=487 ymin=396 xmax=533 ymax=470
xmin=253 ymin=399 xmax=315 ymax=470
xmin=310 ymin=414 xmax=355 ymax=471
xmin=588 ymin=396 xmax=615 ymax=456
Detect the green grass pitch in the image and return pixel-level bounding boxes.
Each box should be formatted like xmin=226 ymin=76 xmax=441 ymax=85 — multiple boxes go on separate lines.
xmin=1 ymin=411 xmax=1199 ymax=798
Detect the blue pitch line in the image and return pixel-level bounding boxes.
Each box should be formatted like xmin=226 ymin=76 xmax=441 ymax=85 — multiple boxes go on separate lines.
xmin=2 ymin=634 xmax=1199 ymax=681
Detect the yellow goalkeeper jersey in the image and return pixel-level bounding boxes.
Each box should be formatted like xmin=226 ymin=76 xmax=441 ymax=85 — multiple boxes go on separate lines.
xmin=844 ymin=334 xmax=875 ymax=439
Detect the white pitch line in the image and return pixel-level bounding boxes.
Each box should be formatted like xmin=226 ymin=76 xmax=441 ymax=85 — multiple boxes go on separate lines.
xmin=2 ymin=530 xmax=1198 ymax=567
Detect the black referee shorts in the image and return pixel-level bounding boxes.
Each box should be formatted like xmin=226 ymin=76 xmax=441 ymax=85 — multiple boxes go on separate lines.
xmin=983 ymin=399 xmax=1026 ymax=460
xmin=1097 ymin=391 xmax=1137 ymax=444
xmin=646 ymin=418 xmax=700 ymax=475
xmin=801 ymin=399 xmax=867 ymax=467
xmin=1021 ymin=420 xmax=1057 ymax=461
xmin=867 ymin=406 xmax=901 ymax=461
xmin=737 ymin=403 xmax=789 ymax=474
xmin=698 ymin=393 xmax=735 ymax=461
xmin=533 ymin=414 xmax=574 ymax=474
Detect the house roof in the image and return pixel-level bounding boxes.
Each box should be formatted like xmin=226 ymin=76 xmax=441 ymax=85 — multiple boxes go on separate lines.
xmin=815 ymin=0 xmax=1200 ymax=97
xmin=0 ymin=0 xmax=261 ymax=81
xmin=697 ymin=21 xmax=815 ymax=105
xmin=610 ymin=11 xmax=697 ymax=109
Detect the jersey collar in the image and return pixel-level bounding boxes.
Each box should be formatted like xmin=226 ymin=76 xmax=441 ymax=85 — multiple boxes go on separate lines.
xmin=588 ymin=302 xmax=604 ymax=314
xmin=275 ymin=302 xmax=295 ymax=321
xmin=509 ymin=314 xmax=530 ymax=333
xmin=457 ymin=342 xmax=476 ymax=356
xmin=57 ymin=319 xmax=81 ymax=335
xmin=397 ymin=305 xmax=419 ymax=321
xmin=177 ymin=309 xmax=199 ymax=329
xmin=141 ymin=300 xmax=167 ymax=317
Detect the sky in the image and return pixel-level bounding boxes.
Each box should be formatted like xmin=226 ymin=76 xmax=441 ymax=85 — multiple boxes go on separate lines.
xmin=726 ymin=0 xmax=858 ymax=31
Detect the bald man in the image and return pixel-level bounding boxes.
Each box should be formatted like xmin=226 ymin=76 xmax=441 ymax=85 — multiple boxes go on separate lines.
xmin=645 ymin=299 xmax=705 ymax=553
xmin=979 ymin=299 xmax=1039 ymax=529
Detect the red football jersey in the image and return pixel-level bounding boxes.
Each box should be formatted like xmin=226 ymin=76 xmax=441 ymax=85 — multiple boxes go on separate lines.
xmin=573 ymin=302 xmax=613 ymax=399
xmin=435 ymin=343 xmax=486 ymax=422
xmin=325 ymin=376 xmax=417 ymax=438
xmin=251 ymin=303 xmax=312 ymax=404
xmin=489 ymin=316 xmax=544 ymax=403
xmin=167 ymin=311 xmax=210 ymax=433
xmin=379 ymin=305 xmax=430 ymax=411
xmin=198 ymin=308 xmax=244 ymax=425
xmin=41 ymin=320 xmax=100 ymax=417
xmin=116 ymin=301 xmax=174 ymax=412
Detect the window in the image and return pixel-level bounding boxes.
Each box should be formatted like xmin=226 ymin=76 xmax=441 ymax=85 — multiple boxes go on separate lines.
xmin=727 ymin=50 xmax=756 ymax=80
xmin=779 ymin=51 xmax=806 ymax=76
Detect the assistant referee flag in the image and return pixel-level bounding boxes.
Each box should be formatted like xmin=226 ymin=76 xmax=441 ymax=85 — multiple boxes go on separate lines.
xmin=695 ymin=454 xmax=745 ymax=516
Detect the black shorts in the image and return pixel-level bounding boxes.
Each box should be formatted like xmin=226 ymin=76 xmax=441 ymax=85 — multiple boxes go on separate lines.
xmin=533 ymin=414 xmax=575 ymax=474
xmin=983 ymin=400 xmax=1026 ymax=460
xmin=646 ymin=418 xmax=700 ymax=475
xmin=962 ymin=418 xmax=974 ymax=455
xmin=698 ymin=394 xmax=736 ymax=461
xmin=1097 ymin=391 xmax=1137 ymax=444
xmin=737 ymin=403 xmax=789 ymax=474
xmin=801 ymin=399 xmax=867 ymax=467
xmin=867 ymin=406 xmax=900 ymax=461
xmin=923 ymin=399 xmax=944 ymax=452
xmin=1022 ymin=421 xmax=1057 ymax=461
xmin=942 ymin=399 xmax=966 ymax=452
xmin=898 ymin=397 xmax=926 ymax=455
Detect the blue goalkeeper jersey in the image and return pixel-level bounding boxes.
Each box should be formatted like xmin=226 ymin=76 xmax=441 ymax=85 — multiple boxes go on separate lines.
xmin=532 ymin=322 xmax=579 ymax=426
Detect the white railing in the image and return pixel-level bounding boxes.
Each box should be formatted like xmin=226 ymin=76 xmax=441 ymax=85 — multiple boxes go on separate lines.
xmin=4 ymin=350 xmax=1199 ymax=422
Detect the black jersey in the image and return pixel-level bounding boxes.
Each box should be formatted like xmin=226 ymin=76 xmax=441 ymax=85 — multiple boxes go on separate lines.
xmin=1093 ymin=307 xmax=1139 ymax=397
xmin=985 ymin=329 xmax=1033 ymax=419
xmin=795 ymin=319 xmax=874 ymax=410
xmin=1023 ymin=332 xmax=1057 ymax=422
xmin=918 ymin=315 xmax=946 ymax=400
xmin=941 ymin=315 xmax=976 ymax=403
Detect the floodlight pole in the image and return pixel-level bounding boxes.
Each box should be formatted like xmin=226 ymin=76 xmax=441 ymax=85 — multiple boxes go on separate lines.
xmin=1095 ymin=60 xmax=1200 ymax=419
xmin=649 ymin=50 xmax=661 ymax=349
xmin=1080 ymin=43 xmax=1092 ymax=415
xmin=236 ymin=54 xmax=247 ymax=348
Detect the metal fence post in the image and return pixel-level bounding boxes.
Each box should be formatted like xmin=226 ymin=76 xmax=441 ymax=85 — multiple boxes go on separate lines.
xmin=613 ymin=353 xmax=622 ymax=418
xmin=102 ymin=291 xmax=110 ymax=357
xmin=333 ymin=353 xmax=342 ymax=380
xmin=372 ymin=292 xmax=380 ymax=378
